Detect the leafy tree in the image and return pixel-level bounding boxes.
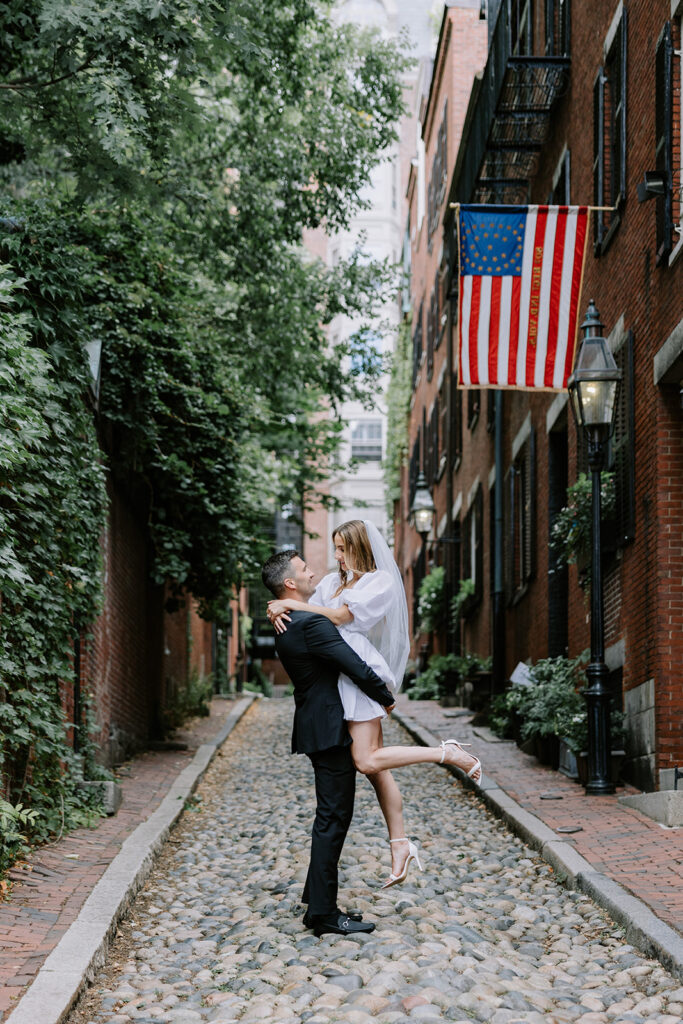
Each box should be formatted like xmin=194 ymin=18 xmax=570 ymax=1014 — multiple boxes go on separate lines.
xmin=0 ymin=0 xmax=408 ymax=866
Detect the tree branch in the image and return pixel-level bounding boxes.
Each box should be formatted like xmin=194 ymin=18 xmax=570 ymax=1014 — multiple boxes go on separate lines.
xmin=0 ymin=54 xmax=97 ymax=91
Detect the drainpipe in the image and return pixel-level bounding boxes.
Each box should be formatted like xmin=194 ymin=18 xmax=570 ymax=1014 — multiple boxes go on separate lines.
xmin=492 ymin=390 xmax=505 ymax=691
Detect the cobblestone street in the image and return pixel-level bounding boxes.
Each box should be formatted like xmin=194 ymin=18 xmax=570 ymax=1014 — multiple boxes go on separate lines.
xmin=68 ymin=701 xmax=683 ymax=1024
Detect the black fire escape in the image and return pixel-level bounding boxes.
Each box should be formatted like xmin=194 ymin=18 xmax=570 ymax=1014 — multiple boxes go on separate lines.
xmin=452 ymin=0 xmax=570 ymax=205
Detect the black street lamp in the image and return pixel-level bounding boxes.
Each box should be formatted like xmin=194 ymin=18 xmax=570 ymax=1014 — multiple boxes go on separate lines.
xmin=567 ymin=300 xmax=622 ymax=796
xmin=409 ymin=471 xmax=436 ymax=539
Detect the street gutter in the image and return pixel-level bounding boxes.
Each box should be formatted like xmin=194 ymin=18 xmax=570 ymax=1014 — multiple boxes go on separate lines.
xmin=393 ymin=706 xmax=683 ymax=982
xmin=5 ymin=695 xmax=256 ymax=1024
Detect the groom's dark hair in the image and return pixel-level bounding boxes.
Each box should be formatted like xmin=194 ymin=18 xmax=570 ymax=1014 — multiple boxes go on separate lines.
xmin=262 ymin=549 xmax=303 ymax=597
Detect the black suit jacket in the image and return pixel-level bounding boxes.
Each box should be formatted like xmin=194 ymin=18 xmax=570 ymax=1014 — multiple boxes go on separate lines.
xmin=275 ymin=609 xmax=395 ymax=755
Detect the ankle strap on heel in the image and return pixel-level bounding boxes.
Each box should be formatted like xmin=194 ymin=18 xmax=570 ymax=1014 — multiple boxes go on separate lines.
xmin=389 ymin=837 xmax=409 ymax=844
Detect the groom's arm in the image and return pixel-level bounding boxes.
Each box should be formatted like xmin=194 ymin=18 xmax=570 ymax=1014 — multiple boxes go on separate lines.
xmin=302 ymin=614 xmax=395 ymax=707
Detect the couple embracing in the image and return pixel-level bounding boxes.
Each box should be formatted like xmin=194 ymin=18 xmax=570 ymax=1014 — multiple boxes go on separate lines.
xmin=261 ymin=519 xmax=481 ymax=938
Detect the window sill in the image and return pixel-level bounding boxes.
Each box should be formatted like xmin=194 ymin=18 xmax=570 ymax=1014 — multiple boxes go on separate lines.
xmin=668 ymin=230 xmax=683 ymax=267
xmin=453 ymin=453 xmax=462 ymax=474
xmin=436 ymin=456 xmax=446 ymax=482
xmin=594 ymin=208 xmax=622 ymax=258
xmin=511 ymin=581 xmax=531 ymax=607
xmin=467 ymin=410 xmax=480 ymax=432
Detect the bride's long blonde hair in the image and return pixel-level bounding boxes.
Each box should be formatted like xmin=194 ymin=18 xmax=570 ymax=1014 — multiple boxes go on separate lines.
xmin=333 ymin=519 xmax=376 ymax=596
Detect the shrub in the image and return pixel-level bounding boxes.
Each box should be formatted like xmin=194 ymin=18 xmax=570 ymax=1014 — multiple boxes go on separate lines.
xmin=417 ymin=568 xmax=446 ymax=632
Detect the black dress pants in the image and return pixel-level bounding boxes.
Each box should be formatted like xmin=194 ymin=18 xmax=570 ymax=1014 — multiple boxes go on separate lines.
xmin=302 ymin=744 xmax=356 ymax=917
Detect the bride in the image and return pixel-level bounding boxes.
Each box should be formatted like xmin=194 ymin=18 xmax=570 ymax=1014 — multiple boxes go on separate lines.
xmin=267 ymin=518 xmax=482 ymax=888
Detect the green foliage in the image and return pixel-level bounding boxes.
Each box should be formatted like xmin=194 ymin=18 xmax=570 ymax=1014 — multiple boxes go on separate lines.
xmin=489 ymin=653 xmax=591 ymax=747
xmin=408 ymin=651 xmax=491 ymax=701
xmin=0 ymin=798 xmax=38 ymax=877
xmin=384 ymin=316 xmax=412 ymax=520
xmin=550 ymin=472 xmax=616 ymax=569
xmin=162 ymin=670 xmax=213 ymax=733
xmin=0 ymin=0 xmax=408 ymax=873
xmin=417 ymin=567 xmax=447 ymax=633
xmin=0 ymin=263 xmax=109 ymax=873
xmin=246 ymin=661 xmax=273 ymax=699
xmin=450 ymin=577 xmax=475 ymax=628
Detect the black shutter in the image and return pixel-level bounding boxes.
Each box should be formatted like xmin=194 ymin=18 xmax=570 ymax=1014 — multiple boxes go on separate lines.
xmin=610 ymin=330 xmax=635 ymax=547
xmin=593 ymin=67 xmax=605 ymax=248
xmin=523 ymin=429 xmax=536 ymax=584
xmin=504 ymin=466 xmax=514 ymax=604
xmin=613 ymin=9 xmax=627 ymax=204
xmin=474 ymin=485 xmax=484 ymax=604
xmin=452 ymin=373 xmax=463 ymax=467
xmin=545 ymin=0 xmax=555 ymax=55
xmin=655 ymin=22 xmax=673 ymax=267
xmin=430 ymin=400 xmax=439 ymax=483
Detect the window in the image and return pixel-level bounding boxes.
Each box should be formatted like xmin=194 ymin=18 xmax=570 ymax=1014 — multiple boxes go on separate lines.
xmin=451 ymin=372 xmax=463 ymax=469
xmin=607 ymin=330 xmax=635 ymax=547
xmin=351 ymin=421 xmax=382 ymax=461
xmin=427 ymin=102 xmax=448 ymax=245
xmin=550 ymin=149 xmax=571 ymax=205
xmin=506 ymin=430 xmax=536 ymax=600
xmin=439 ymin=375 xmax=448 ymax=470
xmin=426 ymin=286 xmax=436 ymax=381
xmin=462 ymin=485 xmax=484 ymax=612
xmin=511 ymin=0 xmax=533 ymax=55
xmin=412 ymin=544 xmax=427 ymax=633
xmin=593 ymin=8 xmax=627 ymax=253
xmin=412 ymin=300 xmax=424 ymax=387
xmin=409 ymin=429 xmax=421 ymax=507
xmin=467 ymin=388 xmax=481 ymax=430
xmin=486 ymin=390 xmax=496 ymax=433
xmin=655 ymin=21 xmax=674 ymax=266
xmin=545 ymin=0 xmax=570 ymax=57
xmin=425 ymin=399 xmax=439 ymax=484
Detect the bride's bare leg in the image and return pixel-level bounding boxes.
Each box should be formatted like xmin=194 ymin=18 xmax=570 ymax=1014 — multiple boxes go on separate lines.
xmin=349 ymin=721 xmax=410 ymax=877
xmin=348 ymin=719 xmax=481 ymax=781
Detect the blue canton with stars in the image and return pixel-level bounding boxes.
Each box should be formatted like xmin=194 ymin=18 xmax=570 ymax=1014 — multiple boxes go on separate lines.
xmin=460 ymin=206 xmax=527 ymax=277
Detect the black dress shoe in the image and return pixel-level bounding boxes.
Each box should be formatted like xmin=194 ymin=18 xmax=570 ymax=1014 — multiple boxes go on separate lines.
xmin=312 ymin=912 xmax=375 ymax=937
xmin=303 ymin=908 xmax=362 ymax=928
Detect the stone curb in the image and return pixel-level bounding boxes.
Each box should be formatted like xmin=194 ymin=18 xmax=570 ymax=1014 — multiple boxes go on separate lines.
xmin=5 ymin=695 xmax=257 ymax=1024
xmin=393 ymin=707 xmax=683 ymax=982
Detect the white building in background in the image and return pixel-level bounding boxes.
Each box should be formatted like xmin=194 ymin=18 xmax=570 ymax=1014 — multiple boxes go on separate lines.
xmin=309 ymin=0 xmax=436 ymax=571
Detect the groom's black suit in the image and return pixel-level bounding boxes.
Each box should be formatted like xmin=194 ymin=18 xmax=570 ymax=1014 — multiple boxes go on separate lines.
xmin=275 ymin=609 xmax=394 ymax=917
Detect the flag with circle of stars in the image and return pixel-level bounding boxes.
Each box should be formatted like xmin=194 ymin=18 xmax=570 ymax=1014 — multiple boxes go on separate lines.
xmin=457 ymin=204 xmax=590 ymax=390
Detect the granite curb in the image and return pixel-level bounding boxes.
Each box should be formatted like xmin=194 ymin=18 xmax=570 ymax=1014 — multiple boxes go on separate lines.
xmin=393 ymin=706 xmax=683 ymax=982
xmin=4 ymin=695 xmax=257 ymax=1024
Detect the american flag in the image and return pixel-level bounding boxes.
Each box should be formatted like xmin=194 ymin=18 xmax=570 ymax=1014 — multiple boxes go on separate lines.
xmin=458 ymin=205 xmax=590 ymax=390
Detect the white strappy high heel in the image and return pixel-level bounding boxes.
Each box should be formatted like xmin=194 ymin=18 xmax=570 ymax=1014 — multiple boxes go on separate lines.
xmin=439 ymin=739 xmax=482 ymax=781
xmin=380 ymin=838 xmax=423 ymax=889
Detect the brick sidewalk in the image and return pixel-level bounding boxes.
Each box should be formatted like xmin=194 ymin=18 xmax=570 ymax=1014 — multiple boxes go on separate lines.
xmin=395 ymin=695 xmax=683 ymax=937
xmin=0 ymin=696 xmax=250 ymax=1021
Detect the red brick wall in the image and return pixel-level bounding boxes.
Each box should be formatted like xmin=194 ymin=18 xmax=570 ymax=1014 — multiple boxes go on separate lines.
xmin=81 ymin=479 xmax=160 ymax=764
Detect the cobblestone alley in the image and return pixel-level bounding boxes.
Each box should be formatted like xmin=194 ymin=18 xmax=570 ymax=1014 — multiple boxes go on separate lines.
xmin=67 ymin=701 xmax=683 ymax=1024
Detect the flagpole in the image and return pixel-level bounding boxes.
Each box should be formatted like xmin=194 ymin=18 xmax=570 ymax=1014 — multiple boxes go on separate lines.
xmin=448 ymin=202 xmax=617 ymax=212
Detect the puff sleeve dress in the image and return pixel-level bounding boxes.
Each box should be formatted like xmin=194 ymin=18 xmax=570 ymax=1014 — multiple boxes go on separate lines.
xmin=310 ymin=570 xmax=397 ymax=722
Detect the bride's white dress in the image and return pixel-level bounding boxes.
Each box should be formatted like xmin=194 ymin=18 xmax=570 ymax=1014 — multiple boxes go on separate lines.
xmin=311 ymin=570 xmax=397 ymax=722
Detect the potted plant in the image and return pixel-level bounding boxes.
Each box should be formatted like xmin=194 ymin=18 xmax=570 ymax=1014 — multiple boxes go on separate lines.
xmin=408 ymin=650 xmax=491 ymax=706
xmin=520 ymin=655 xmax=588 ymax=768
xmin=569 ymin=710 xmax=626 ymax=785
xmin=550 ymin=472 xmax=616 ymax=579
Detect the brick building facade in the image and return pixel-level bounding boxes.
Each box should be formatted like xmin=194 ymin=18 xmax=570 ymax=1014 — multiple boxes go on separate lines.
xmin=397 ymin=0 xmax=683 ymax=791
xmin=75 ymin=477 xmax=237 ymax=767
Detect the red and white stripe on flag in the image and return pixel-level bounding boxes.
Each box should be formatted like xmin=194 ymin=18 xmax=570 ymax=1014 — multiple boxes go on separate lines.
xmin=458 ymin=205 xmax=590 ymax=390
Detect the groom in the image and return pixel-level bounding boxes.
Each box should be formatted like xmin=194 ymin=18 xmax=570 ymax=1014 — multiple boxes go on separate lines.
xmin=262 ymin=549 xmax=395 ymax=937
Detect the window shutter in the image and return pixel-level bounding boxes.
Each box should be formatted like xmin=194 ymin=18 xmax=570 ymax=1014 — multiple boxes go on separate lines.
xmin=593 ymin=67 xmax=605 ymax=247
xmin=474 ymin=485 xmax=484 ymax=604
xmin=616 ymin=9 xmax=628 ymax=202
xmin=655 ymin=22 xmax=674 ymax=266
xmin=610 ymin=330 xmax=636 ymax=547
xmin=523 ymin=429 xmax=536 ymax=583
xmin=452 ymin=374 xmax=462 ymax=466
xmin=504 ymin=466 xmax=514 ymax=604
xmin=545 ymin=0 xmax=555 ymax=55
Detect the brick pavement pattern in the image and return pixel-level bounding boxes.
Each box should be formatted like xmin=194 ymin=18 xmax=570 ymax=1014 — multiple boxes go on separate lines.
xmin=395 ymin=697 xmax=683 ymax=936
xmin=0 ymin=697 xmax=242 ymax=1021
